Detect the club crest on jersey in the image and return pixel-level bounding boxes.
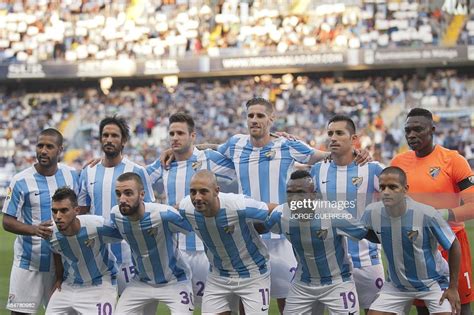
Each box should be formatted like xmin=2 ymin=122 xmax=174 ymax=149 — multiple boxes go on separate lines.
xmin=224 ymin=225 xmax=235 ymax=234
xmin=407 ymin=230 xmax=419 ymax=242
xmin=6 ymin=187 xmax=12 ymax=200
xmin=192 ymin=161 xmax=202 ymax=170
xmin=316 ymin=229 xmax=328 ymax=240
xmin=147 ymin=227 xmax=159 ymax=236
xmin=429 ymin=167 xmax=441 ymax=178
xmin=264 ymin=150 xmax=276 ymax=159
xmin=352 ymin=177 xmax=363 ymax=188
xmin=84 ymin=239 xmax=95 ymax=247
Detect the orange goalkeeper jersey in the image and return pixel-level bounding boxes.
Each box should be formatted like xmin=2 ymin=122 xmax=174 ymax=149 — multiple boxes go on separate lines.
xmin=391 ymin=145 xmax=474 ymax=231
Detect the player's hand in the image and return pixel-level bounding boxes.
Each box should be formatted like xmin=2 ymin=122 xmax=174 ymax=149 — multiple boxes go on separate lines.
xmin=323 ymin=152 xmax=332 ymax=163
xmin=439 ymin=287 xmax=461 ymax=314
xmin=160 ymin=148 xmax=175 ymax=170
xmin=50 ymin=278 xmax=62 ymax=296
xmin=83 ymin=157 xmax=101 ymax=169
xmin=353 ymin=148 xmax=372 ymax=166
xmin=271 ymin=132 xmax=301 ymax=141
xmin=439 ymin=208 xmax=454 ymax=221
xmin=34 ymin=220 xmax=53 ymax=239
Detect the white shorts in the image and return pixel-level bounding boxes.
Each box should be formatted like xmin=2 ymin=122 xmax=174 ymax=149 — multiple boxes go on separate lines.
xmin=284 ymin=279 xmax=360 ymax=315
xmin=46 ymin=279 xmax=117 ymax=315
xmin=6 ymin=265 xmax=55 ymax=313
xmin=115 ymin=278 xmax=194 ymax=315
xmin=369 ymin=281 xmax=452 ymax=314
xmin=117 ymin=262 xmax=137 ymax=295
xmin=264 ymin=238 xmax=297 ymax=299
xmin=180 ymin=249 xmax=209 ymax=306
xmin=352 ymin=264 xmax=385 ymax=309
xmin=202 ymin=272 xmax=271 ymax=314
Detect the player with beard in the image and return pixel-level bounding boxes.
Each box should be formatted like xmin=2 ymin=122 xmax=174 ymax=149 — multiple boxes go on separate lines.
xmin=110 ymin=172 xmax=194 ymax=315
xmin=162 ymin=98 xmax=370 ymax=314
xmin=178 ymin=170 xmax=275 ymax=314
xmin=362 ymin=167 xmax=461 ymax=315
xmin=146 ymin=112 xmax=236 ymax=307
xmin=41 ymin=187 xmax=122 ymax=315
xmin=2 ymin=128 xmax=79 ymax=314
xmin=310 ymin=115 xmax=385 ymax=314
xmin=78 ymin=116 xmax=155 ymax=295
xmin=391 ymin=108 xmax=474 ymax=315
xmin=265 ymin=170 xmax=375 ymax=314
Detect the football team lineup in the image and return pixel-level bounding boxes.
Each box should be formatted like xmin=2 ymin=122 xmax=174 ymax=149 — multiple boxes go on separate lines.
xmin=1 ymin=101 xmax=473 ymax=315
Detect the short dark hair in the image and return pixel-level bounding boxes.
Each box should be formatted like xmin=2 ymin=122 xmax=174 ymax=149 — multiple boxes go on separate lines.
xmin=380 ymin=166 xmax=407 ymax=186
xmin=169 ymin=112 xmax=195 ymax=133
xmin=52 ymin=187 xmax=78 ymax=207
xmin=245 ymin=97 xmax=274 ymax=114
xmin=39 ymin=128 xmax=63 ymax=146
xmin=117 ymin=172 xmax=144 ymax=191
xmin=290 ymin=170 xmax=312 ymax=181
xmin=328 ymin=115 xmax=356 ymax=135
xmin=99 ymin=116 xmax=130 ymax=142
xmin=407 ymin=108 xmax=433 ymax=121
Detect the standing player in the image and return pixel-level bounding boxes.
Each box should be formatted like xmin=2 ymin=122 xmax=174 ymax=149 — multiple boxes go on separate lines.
xmin=265 ymin=170 xmax=374 ymax=314
xmin=310 ymin=115 xmax=385 ymax=313
xmin=78 ymin=116 xmax=155 ymax=294
xmin=162 ymin=97 xmax=370 ymax=313
xmin=2 ymin=128 xmax=79 ymax=314
xmin=43 ymin=187 xmax=122 ymax=315
xmin=391 ymin=108 xmax=474 ymax=315
xmin=179 ymin=170 xmax=273 ymax=314
xmin=146 ymin=112 xmax=235 ymax=305
xmin=215 ymin=98 xmax=370 ymax=313
xmin=111 ymin=172 xmax=194 ymax=314
xmin=362 ymin=167 xmax=461 ymax=314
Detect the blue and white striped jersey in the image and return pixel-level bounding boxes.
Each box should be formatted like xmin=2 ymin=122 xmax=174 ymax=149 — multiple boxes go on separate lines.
xmin=146 ymin=147 xmax=235 ymax=251
xmin=78 ymin=157 xmax=155 ymax=265
xmin=218 ymin=135 xmax=315 ymax=239
xmin=49 ymin=215 xmax=122 ymax=286
xmin=2 ymin=164 xmax=79 ymax=272
xmin=110 ymin=202 xmax=192 ymax=285
xmin=361 ymin=198 xmax=455 ymax=292
xmin=179 ymin=193 xmax=270 ymax=278
xmin=311 ymin=161 xmax=384 ymax=268
xmin=265 ymin=204 xmax=368 ymax=286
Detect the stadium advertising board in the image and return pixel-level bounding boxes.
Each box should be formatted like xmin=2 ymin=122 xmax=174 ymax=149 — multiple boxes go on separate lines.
xmin=1 ymin=46 xmax=473 ymax=79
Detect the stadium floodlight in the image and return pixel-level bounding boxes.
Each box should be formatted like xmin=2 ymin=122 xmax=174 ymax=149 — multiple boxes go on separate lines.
xmin=100 ymin=77 xmax=113 ymax=95
xmin=163 ymin=75 xmax=178 ymax=89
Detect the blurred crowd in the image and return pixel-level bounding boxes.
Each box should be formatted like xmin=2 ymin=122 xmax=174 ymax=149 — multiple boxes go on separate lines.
xmin=0 ymin=70 xmax=473 ymax=177
xmin=0 ymin=0 xmax=465 ymax=62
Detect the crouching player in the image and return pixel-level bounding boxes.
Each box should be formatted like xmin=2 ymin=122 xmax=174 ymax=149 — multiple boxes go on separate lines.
xmin=362 ymin=167 xmax=461 ymax=315
xmin=179 ymin=170 xmax=273 ymax=314
xmin=111 ymin=172 xmax=194 ymax=315
xmin=264 ymin=170 xmax=376 ymax=314
xmin=41 ymin=187 xmax=122 ymax=315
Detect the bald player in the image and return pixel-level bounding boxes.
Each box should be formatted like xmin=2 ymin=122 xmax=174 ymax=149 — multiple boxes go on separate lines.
xmin=391 ymin=108 xmax=474 ymax=315
xmin=179 ymin=170 xmax=274 ymax=314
